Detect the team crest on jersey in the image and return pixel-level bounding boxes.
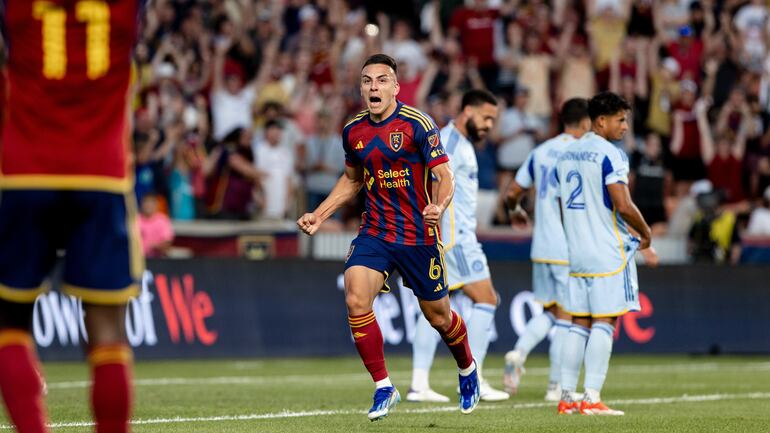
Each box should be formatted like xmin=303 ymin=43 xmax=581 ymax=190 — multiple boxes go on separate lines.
xmin=428 ymin=132 xmax=439 ymax=148
xmin=389 ymin=132 xmax=404 ymax=152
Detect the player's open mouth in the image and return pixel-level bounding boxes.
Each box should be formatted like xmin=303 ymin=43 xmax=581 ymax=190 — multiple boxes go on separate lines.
xmin=369 ymin=96 xmax=382 ymax=107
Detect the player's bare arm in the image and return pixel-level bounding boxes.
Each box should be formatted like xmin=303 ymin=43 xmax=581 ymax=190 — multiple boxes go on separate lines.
xmin=297 ymin=164 xmax=364 ymax=236
xmin=607 ymin=183 xmax=653 ymax=250
xmin=424 ymin=162 xmax=454 ymax=227
xmin=505 ymin=179 xmax=529 ymax=227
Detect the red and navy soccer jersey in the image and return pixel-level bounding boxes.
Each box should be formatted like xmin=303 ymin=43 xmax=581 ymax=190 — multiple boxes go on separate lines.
xmin=342 ymin=102 xmax=449 ymax=246
xmin=1 ymin=0 xmax=143 ymax=193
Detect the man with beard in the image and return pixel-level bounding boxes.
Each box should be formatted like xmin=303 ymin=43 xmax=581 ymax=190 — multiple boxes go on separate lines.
xmin=407 ymin=89 xmax=510 ymax=403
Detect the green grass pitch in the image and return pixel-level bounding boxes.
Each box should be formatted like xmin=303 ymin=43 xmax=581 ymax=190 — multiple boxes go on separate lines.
xmin=3 ymin=355 xmax=769 ymax=432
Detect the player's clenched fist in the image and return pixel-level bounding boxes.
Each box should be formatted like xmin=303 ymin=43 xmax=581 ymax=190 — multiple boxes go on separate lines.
xmin=297 ymin=213 xmax=321 ymax=235
xmin=422 ymin=204 xmax=443 ymax=227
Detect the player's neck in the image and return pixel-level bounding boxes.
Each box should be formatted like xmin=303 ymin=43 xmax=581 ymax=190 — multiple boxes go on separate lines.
xmin=564 ymin=126 xmax=587 ymax=139
xmin=454 ymin=116 xmax=470 ymax=140
xmin=590 ymin=127 xmax=609 ymax=140
xmin=369 ymin=100 xmax=399 ymax=123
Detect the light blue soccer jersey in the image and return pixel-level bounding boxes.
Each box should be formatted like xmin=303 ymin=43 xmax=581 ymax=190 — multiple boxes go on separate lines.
xmin=555 ymin=131 xmax=638 ymax=276
xmin=439 ymin=121 xmax=478 ymax=250
xmin=515 ymin=133 xmax=574 ymax=264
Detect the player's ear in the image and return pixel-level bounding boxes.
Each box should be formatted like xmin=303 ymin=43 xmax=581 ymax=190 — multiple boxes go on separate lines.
xmin=393 ymin=79 xmax=400 ymax=97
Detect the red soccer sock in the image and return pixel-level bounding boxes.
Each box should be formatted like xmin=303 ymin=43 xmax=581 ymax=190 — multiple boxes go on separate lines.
xmin=89 ymin=344 xmax=133 ymax=433
xmin=439 ymin=310 xmax=474 ymax=370
xmin=0 ymin=329 xmax=49 ymax=433
xmin=348 ymin=311 xmax=388 ymax=382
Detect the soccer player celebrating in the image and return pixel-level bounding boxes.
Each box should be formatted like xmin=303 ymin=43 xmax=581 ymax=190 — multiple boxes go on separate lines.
xmin=297 ymin=54 xmax=480 ymax=420
xmin=554 ymin=92 xmax=658 ymax=415
xmin=502 ymin=98 xmax=592 ymax=401
xmin=407 ymin=89 xmax=509 ymax=403
xmin=0 ymin=2 xmax=143 ymax=432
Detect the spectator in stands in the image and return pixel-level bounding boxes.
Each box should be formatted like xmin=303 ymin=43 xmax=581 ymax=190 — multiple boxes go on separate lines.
xmin=204 ymin=127 xmax=261 ymax=220
xmin=254 ymin=120 xmax=296 ymax=220
xmin=134 ymin=131 xmax=168 ymax=209
xmin=496 ymin=87 xmax=545 ymax=175
xmin=138 ymin=192 xmax=175 ymax=258
xmin=669 ymin=81 xmax=707 ymax=196
xmin=630 ymin=132 xmax=670 ymax=234
xmin=747 ymin=186 xmax=770 ymax=235
xmin=699 ymin=98 xmax=749 ymax=205
xmin=448 ymin=0 xmax=500 ymax=90
xmin=304 ymin=110 xmax=345 ymax=213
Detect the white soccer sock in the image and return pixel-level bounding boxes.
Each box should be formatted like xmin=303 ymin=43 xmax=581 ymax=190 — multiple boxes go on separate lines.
xmin=514 ymin=311 xmax=555 ymax=357
xmin=411 ymin=313 xmax=440 ymax=390
xmin=560 ymin=324 xmax=589 ymax=393
xmin=375 ymin=377 xmax=393 ymax=389
xmin=467 ymin=303 xmax=496 ymax=374
xmin=583 ymin=322 xmax=615 ymax=393
xmin=548 ymin=319 xmax=571 ymax=385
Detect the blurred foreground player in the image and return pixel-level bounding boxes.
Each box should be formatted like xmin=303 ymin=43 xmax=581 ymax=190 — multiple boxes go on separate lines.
xmin=297 ymin=54 xmax=480 ymax=421
xmin=0 ymin=1 xmax=144 ymax=432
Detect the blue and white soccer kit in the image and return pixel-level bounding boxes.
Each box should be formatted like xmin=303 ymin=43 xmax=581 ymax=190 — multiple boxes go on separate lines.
xmin=515 ymin=134 xmax=573 ymax=307
xmin=555 ymin=132 xmax=641 ymax=317
xmin=439 ymin=122 xmax=490 ymax=290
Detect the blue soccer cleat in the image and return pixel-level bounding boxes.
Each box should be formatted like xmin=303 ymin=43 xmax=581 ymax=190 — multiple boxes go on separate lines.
xmin=367 ymin=386 xmax=400 ymax=421
xmin=458 ymin=361 xmax=480 ymax=414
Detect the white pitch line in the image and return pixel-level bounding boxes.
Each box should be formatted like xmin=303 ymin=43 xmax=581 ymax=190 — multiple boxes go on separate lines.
xmin=2 ymin=391 xmax=769 ymax=430
xmin=44 ymin=361 xmax=770 ymax=390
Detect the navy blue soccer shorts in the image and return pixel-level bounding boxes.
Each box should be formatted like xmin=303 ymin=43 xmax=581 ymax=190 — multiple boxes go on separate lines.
xmin=0 ymin=189 xmax=143 ymax=305
xmin=344 ymin=234 xmax=449 ymax=301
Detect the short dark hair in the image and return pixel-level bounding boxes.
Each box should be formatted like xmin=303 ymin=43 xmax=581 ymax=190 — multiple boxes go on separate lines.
xmin=362 ymin=53 xmax=398 ymax=75
xmin=560 ymin=98 xmax=589 ymax=127
xmin=461 ymin=89 xmax=498 ymax=109
xmin=587 ymin=92 xmax=632 ymax=120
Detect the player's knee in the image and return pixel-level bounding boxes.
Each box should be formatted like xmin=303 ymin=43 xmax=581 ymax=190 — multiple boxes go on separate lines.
xmin=426 ymin=311 xmax=452 ymax=333
xmin=344 ymin=291 xmax=371 ymax=315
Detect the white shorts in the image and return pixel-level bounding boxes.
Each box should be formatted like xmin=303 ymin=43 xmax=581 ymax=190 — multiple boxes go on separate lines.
xmin=532 ymin=262 xmax=569 ymax=307
xmin=563 ymin=260 xmax=641 ymax=318
xmin=444 ymin=240 xmax=490 ymax=290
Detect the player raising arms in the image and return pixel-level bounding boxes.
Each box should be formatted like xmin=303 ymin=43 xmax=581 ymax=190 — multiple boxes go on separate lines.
xmin=555 ymin=92 xmax=658 ymax=415
xmin=0 ymin=1 xmax=143 ymax=432
xmin=502 ymin=98 xmax=591 ymax=401
xmin=297 ymin=54 xmax=480 ymax=421
xmin=407 ymin=89 xmax=509 ymax=403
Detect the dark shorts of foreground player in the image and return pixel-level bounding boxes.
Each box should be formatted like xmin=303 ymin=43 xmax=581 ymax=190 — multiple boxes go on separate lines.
xmin=345 ymin=234 xmax=448 ymax=301
xmin=0 ymin=189 xmax=143 ymax=305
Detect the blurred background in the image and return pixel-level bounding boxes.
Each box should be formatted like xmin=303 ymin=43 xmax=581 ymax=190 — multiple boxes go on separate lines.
xmin=91 ymin=0 xmax=770 ymax=265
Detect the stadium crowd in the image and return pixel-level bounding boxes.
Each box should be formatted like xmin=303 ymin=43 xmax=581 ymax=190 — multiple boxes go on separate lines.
xmin=121 ymin=0 xmax=770 ymax=260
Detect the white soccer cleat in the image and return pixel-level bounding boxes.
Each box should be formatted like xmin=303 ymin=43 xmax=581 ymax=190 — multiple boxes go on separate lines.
xmin=503 ymin=350 xmax=526 ymax=395
xmin=544 ymin=383 xmax=561 ymax=402
xmin=406 ymin=388 xmax=451 ymax=403
xmin=479 ymin=378 xmax=510 ymax=402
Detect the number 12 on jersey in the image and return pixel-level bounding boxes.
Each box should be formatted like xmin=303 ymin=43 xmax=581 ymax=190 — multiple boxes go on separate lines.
xmin=33 ymin=1 xmax=111 ymax=80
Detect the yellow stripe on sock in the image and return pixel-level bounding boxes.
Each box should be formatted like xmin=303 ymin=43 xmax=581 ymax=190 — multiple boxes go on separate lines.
xmin=446 ymin=313 xmax=463 ymax=339
xmin=0 ymin=329 xmax=34 ymax=349
xmin=88 ymin=345 xmax=133 ymax=367
xmin=448 ymin=333 xmax=466 ymax=346
xmin=349 ymin=317 xmax=376 ymax=328
xmin=347 ymin=312 xmax=375 ymax=325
